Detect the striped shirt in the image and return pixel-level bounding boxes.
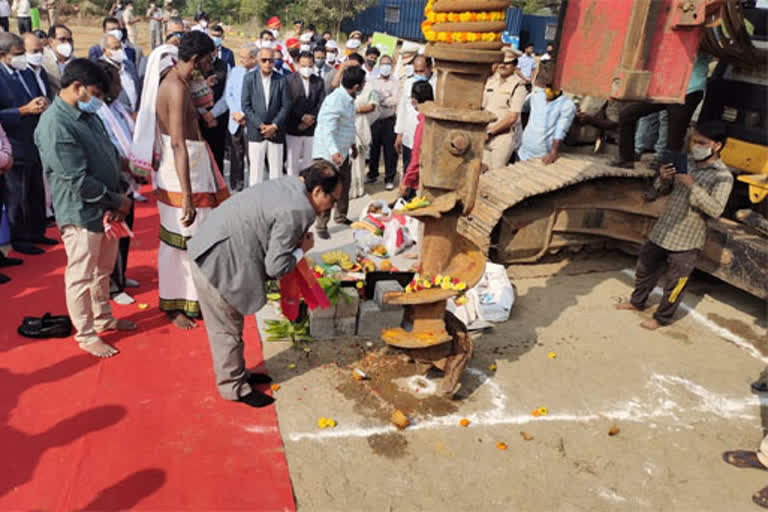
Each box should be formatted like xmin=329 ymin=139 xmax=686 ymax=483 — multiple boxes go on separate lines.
xmin=649 ymin=159 xmax=733 ymax=251
xmin=312 ymin=86 xmax=356 ymax=161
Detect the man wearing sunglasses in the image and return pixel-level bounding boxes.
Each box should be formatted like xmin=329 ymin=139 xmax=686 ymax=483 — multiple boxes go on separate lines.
xmin=242 ymin=47 xmax=291 ymax=186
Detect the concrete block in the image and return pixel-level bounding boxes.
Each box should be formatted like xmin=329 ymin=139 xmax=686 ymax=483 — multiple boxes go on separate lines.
xmin=309 ymin=316 xmax=335 ymax=339
xmin=310 ymin=304 xmax=335 ymax=320
xmin=334 ymin=288 xmax=360 ymax=319
xmin=357 ymin=300 xmax=403 ymax=338
xmin=334 ymin=316 xmax=357 ymax=336
xmin=374 ymin=280 xmax=404 ymax=310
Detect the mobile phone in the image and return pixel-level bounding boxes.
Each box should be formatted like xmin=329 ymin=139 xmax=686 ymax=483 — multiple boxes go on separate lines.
xmin=662 ymin=151 xmax=688 ymax=174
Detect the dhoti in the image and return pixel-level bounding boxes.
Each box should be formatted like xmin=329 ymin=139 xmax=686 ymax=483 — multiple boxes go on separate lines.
xmin=155 ymin=134 xmax=229 ymax=317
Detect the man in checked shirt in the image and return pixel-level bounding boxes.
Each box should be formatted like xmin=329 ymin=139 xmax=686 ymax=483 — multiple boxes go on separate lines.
xmin=616 ymin=122 xmax=733 ymax=330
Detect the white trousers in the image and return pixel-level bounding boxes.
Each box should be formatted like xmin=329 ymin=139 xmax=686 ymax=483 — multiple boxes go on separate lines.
xmin=285 ymin=135 xmax=314 ymax=177
xmin=248 ymin=140 xmax=284 ymax=186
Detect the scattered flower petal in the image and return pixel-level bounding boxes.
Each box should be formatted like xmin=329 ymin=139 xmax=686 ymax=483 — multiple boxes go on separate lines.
xmin=496 ymin=442 xmax=508 ymax=450
xmin=137 ymin=303 xmax=149 ymax=310
xmin=460 ymin=418 xmax=470 ymax=427
xmin=548 ymin=352 xmax=556 ymax=359
xmin=488 ymin=363 xmax=497 ymax=372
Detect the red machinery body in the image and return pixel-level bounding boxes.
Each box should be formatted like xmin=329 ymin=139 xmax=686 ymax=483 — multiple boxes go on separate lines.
xmin=554 ymin=0 xmax=723 ymax=103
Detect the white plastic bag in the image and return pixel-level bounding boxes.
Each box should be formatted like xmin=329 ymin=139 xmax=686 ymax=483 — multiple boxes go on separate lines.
xmin=474 ymin=262 xmax=516 ymax=323
xmin=382 ymin=215 xmax=416 ymax=256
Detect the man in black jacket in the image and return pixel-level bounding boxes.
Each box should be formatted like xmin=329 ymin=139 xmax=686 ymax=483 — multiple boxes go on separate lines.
xmin=285 ymin=51 xmax=325 ymax=177
xmin=200 ymin=34 xmax=229 ymax=173
xmin=242 ymin=47 xmax=291 ymax=185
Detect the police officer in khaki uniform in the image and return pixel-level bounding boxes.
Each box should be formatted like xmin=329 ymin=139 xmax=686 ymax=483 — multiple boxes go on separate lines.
xmin=483 ymin=51 xmax=528 ymax=169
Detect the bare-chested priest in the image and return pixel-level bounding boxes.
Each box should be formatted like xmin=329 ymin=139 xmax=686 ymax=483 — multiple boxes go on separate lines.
xmin=130 ymin=31 xmax=230 ymax=329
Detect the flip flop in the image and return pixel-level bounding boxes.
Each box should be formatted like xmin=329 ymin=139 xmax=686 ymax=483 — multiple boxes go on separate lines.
xmin=723 ymin=450 xmax=768 ymax=470
xmin=752 ymin=380 xmax=768 ymax=393
xmin=754 ymin=485 xmax=768 ymax=509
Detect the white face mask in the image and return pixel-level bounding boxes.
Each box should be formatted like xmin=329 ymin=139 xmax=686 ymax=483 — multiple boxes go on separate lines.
xmin=379 ymin=64 xmax=392 ymax=77
xmin=299 ymin=66 xmax=313 ymax=79
xmin=261 ymin=40 xmax=273 ymax=49
xmin=107 ymin=29 xmax=123 ymax=41
xmin=25 ymin=51 xmax=43 ymax=67
xmin=326 ymin=52 xmax=337 ymax=63
xmin=691 ymin=144 xmax=714 ymax=162
xmin=56 ymin=42 xmax=73 ymax=58
xmin=108 ymin=48 xmax=126 ymax=63
xmin=300 ymin=44 xmax=310 ymax=53
xmin=10 ymin=54 xmax=27 ymax=71
xmin=404 ymin=64 xmax=414 ymax=77
xmin=200 ymin=20 xmax=208 ymax=28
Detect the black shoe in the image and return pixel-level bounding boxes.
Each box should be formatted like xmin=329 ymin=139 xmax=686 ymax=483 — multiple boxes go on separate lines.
xmin=0 ymin=254 xmax=23 ymax=267
xmin=238 ymin=390 xmax=275 ymax=408
xmin=0 ymin=273 xmax=9 ymax=284
xmin=18 ymin=315 xmax=73 ymax=338
xmin=336 ymin=218 xmax=352 ymax=226
xmin=608 ymin=159 xmax=635 ymax=170
xmin=12 ymin=242 xmax=45 ymax=255
xmin=316 ymin=229 xmax=330 ymax=240
xmin=247 ymin=373 xmax=273 ymax=385
xmin=29 ymin=236 xmax=58 ymax=245
xmin=23 ymin=313 xmax=71 ymax=328
xmin=364 ymin=176 xmax=378 ymax=184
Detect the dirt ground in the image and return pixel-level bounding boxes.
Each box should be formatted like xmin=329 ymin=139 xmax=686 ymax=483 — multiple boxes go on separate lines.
xmin=63 ymin=22 xmax=768 ymax=511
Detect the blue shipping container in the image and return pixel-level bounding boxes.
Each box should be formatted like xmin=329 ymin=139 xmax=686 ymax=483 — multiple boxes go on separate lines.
xmin=519 ymin=14 xmax=558 ymax=53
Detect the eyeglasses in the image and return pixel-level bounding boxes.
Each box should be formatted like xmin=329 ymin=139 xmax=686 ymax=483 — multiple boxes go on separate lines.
xmin=55 ymin=36 xmax=73 ymax=43
xmin=260 ymin=58 xmax=274 ymax=63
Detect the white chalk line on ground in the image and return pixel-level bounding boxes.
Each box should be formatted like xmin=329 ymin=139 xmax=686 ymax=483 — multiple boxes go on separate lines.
xmin=619 ymin=268 xmax=768 ymax=364
xmin=281 ymin=368 xmax=759 ymax=442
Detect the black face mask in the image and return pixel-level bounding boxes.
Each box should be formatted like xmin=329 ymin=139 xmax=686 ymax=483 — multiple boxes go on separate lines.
xmin=366 ymin=59 xmax=376 ymax=68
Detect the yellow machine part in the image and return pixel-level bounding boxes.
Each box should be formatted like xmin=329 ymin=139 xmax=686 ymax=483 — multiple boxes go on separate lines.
xmin=722 ymin=137 xmax=768 ymax=203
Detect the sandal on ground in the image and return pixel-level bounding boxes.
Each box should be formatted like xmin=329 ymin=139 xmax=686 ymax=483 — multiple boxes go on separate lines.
xmin=723 ymin=450 xmax=768 ymax=470
xmin=754 ymin=485 xmax=768 ymax=508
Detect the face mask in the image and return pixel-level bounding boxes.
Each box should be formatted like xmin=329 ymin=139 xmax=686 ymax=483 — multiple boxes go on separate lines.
xmin=326 ymin=53 xmax=337 ymax=63
xmin=200 ymin=20 xmax=208 ymax=28
xmin=271 ymin=29 xmax=279 ymax=39
xmin=691 ymin=144 xmax=714 ymax=162
xmin=212 ymin=37 xmax=222 ymax=48
xmin=261 ymin=40 xmax=273 ymax=49
xmin=404 ymin=64 xmax=414 ymax=77
xmin=108 ymin=48 xmax=125 ymax=63
xmin=365 ymin=59 xmax=376 ymax=68
xmin=77 ymin=91 xmax=104 ymax=113
xmin=300 ymin=44 xmax=311 ymax=53
xmin=274 ymin=59 xmax=283 ymax=70
xmin=299 ymin=66 xmax=313 ymax=79
xmin=379 ymin=64 xmax=392 ymax=77
xmin=56 ymin=42 xmax=73 ymax=58
xmin=107 ymin=29 xmax=123 ymax=41
xmin=10 ymin=54 xmax=27 ymax=71
xmin=413 ymin=73 xmax=427 ymax=82
xmin=26 ymin=52 xmax=43 ymax=67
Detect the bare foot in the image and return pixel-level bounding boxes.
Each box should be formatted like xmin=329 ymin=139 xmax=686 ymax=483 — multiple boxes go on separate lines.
xmin=80 ymin=339 xmax=119 ymax=358
xmin=640 ymin=319 xmax=662 ymax=330
xmin=98 ymin=318 xmax=137 ymax=333
xmin=169 ymin=312 xmax=196 ymax=330
xmin=614 ymin=303 xmax=638 ymax=311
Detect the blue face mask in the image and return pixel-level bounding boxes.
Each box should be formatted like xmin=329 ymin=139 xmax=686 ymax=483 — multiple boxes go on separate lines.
xmin=413 ymin=73 xmax=428 ymax=82
xmin=78 ymin=93 xmax=103 ymax=114
xmin=274 ymin=59 xmax=283 ymax=69
xmin=212 ymin=36 xmax=222 ymax=48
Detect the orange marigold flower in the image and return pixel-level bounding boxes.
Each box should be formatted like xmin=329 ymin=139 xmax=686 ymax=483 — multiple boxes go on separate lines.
xmin=270 ymin=384 xmax=280 ymax=391
xmin=531 ymin=409 xmax=541 ymax=417
xmin=435 ymin=13 xmax=448 ymax=22
xmin=459 ymin=11 xmax=472 ymax=22
xmin=496 ymin=442 xmax=508 ymax=450
xmin=459 ymin=418 xmax=471 ymax=427
xmin=476 ymin=12 xmax=488 ymax=21
xmin=448 ymin=13 xmax=460 ymax=22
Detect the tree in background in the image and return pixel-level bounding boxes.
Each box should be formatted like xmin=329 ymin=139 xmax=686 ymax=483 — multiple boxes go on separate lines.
xmin=299 ymin=0 xmax=376 ymax=37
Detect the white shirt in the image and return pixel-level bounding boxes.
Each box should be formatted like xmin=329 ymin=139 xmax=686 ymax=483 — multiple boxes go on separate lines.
xmin=0 ymin=0 xmax=11 ymax=17
xmin=119 ymin=65 xmax=138 ymax=111
xmin=261 ymin=71 xmax=272 ymax=109
xmin=394 ymin=74 xmax=437 ymax=148
xmin=12 ymin=0 xmax=30 ymax=16
xmin=301 ymin=76 xmax=310 ymax=97
xmin=30 ymin=65 xmax=47 ymax=97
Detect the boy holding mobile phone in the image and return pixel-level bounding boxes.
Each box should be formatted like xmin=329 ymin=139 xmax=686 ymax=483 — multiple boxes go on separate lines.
xmin=615 ymin=122 xmax=733 ymax=330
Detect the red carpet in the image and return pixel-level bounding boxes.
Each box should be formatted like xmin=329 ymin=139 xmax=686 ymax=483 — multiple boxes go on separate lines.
xmin=0 ymin=190 xmax=295 ymax=511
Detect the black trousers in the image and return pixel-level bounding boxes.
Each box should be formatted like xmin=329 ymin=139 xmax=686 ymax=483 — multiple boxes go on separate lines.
xmin=402 ymin=145 xmax=412 ymax=177
xmin=17 ymin=16 xmax=31 ymax=34
xmin=110 ymin=199 xmax=135 ymax=296
xmin=0 ymin=17 xmax=9 ymax=32
xmin=201 ymin=115 xmax=228 ymax=174
xmin=2 ymin=160 xmax=46 ymax=242
xmin=618 ymin=90 xmax=704 ymax=162
xmin=228 ymin=125 xmax=247 ymax=192
xmin=368 ymin=116 xmax=397 ymax=183
xmin=630 ymin=241 xmax=699 ymax=325
xmin=316 ymin=157 xmax=350 ymax=231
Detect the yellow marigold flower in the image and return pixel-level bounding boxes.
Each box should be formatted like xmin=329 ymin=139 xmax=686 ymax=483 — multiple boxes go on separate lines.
xmin=451 ymin=32 xmax=463 ymax=42
xmin=423 ymin=279 xmax=433 ymax=288
xmin=455 ymin=295 xmax=468 ymax=306
xmin=476 ymin=12 xmax=488 ymax=21
xmin=270 ymin=384 xmax=280 ymax=391
xmin=482 ymin=32 xmax=496 ymax=42
xmin=459 ymin=11 xmax=472 ymax=22
xmin=441 ymin=276 xmax=451 ymax=286
xmin=548 ymin=351 xmax=556 ymax=359
xmin=356 ymin=281 xmax=364 ymax=289
xmin=454 ymin=282 xmax=467 ymax=291
xmin=448 ymin=12 xmax=460 ymax=22
xmin=137 ymin=303 xmax=149 ymax=310
xmin=538 ymin=407 xmax=548 ymax=416
xmin=489 ymin=363 xmax=497 ymax=371
xmin=427 ymin=11 xmax=436 ymax=23
xmin=467 ymin=32 xmax=480 ymax=42
xmin=435 ymin=13 xmax=448 ymax=23
xmin=496 ymin=442 xmax=508 ymax=450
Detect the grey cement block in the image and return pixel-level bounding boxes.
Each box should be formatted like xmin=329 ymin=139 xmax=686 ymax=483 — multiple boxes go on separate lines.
xmin=374 ymin=280 xmax=404 ymax=310
xmin=310 ymin=303 xmax=335 ymax=320
xmin=309 ymin=316 xmax=336 ymax=339
xmin=335 ymin=288 xmax=360 ymax=319
xmin=334 ymin=316 xmax=357 ymax=336
xmin=357 ymin=300 xmax=403 ymax=338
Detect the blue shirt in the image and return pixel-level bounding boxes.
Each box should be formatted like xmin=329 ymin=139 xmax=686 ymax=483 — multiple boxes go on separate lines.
xmin=518 ymin=54 xmax=536 ymax=80
xmin=518 ymin=89 xmax=577 ymax=161
xmin=312 ymin=86 xmax=356 ymax=161
xmin=224 ymin=65 xmax=253 ymax=134
xmin=686 ymin=52 xmax=711 ymax=95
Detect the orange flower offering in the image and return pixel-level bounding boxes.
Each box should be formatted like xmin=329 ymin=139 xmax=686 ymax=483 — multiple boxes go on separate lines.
xmin=270 ymin=384 xmax=280 ymax=391
xmin=421 ymin=0 xmax=506 ymax=46
xmin=137 ymin=303 xmax=149 ymax=310
xmin=496 ymin=442 xmax=508 ymax=450
xmin=460 ymin=418 xmax=471 ymax=427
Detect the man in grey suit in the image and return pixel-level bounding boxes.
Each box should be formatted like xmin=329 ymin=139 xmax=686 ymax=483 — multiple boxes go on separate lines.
xmin=188 ymin=160 xmax=342 ymax=408
xmin=242 ymin=47 xmax=291 ymax=186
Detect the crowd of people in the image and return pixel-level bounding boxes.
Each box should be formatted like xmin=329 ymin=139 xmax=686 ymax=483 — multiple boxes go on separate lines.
xmin=0 ymin=8 xmax=734 ymax=409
